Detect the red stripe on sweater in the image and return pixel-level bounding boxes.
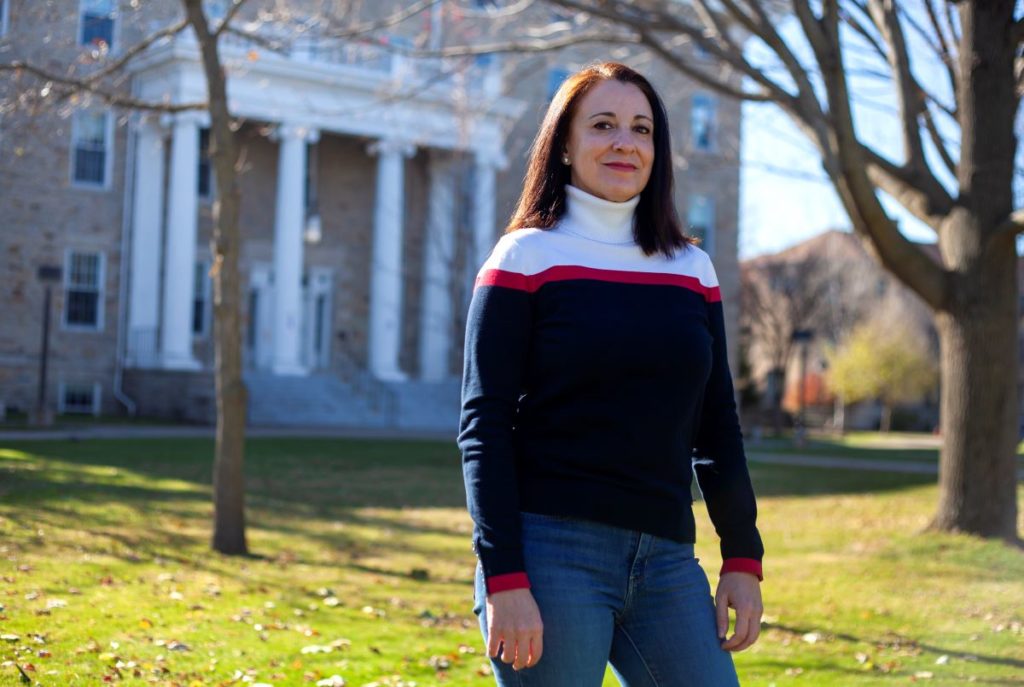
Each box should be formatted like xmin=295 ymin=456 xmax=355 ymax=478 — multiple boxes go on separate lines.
xmin=720 ymin=558 xmax=763 ymax=581
xmin=485 ymin=572 xmax=532 ymax=594
xmin=476 ymin=266 xmax=721 ymax=302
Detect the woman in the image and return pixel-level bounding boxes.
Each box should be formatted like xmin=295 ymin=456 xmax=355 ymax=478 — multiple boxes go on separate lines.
xmin=457 ymin=62 xmax=764 ymax=686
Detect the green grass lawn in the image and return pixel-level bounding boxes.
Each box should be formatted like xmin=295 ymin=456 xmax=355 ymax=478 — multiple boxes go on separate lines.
xmin=747 ymin=431 xmax=1024 ymax=466
xmin=0 ymin=437 xmax=1021 ymax=686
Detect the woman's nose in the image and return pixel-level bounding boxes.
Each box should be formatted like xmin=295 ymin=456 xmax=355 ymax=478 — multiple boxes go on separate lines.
xmin=612 ymin=130 xmax=635 ymax=151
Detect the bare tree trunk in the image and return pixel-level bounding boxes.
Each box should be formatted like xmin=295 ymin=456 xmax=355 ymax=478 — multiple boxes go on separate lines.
xmin=931 ymin=1 xmax=1019 ymax=541
xmin=182 ymin=0 xmax=248 ymax=555
xmin=879 ymin=401 xmax=892 ymax=433
xmin=933 ymin=265 xmax=1019 ymax=539
xmin=833 ymin=395 xmax=845 ymax=436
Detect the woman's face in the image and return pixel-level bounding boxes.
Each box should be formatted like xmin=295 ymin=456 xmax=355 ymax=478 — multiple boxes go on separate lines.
xmin=563 ymin=79 xmax=655 ymax=203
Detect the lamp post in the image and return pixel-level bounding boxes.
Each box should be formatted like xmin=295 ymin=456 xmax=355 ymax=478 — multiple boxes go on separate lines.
xmin=791 ymin=328 xmax=815 ymax=447
xmin=32 ymin=265 xmax=63 ymax=427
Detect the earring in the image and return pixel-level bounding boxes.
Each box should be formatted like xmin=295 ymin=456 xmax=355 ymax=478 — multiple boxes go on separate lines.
xmin=562 ymin=154 xmax=571 ymax=165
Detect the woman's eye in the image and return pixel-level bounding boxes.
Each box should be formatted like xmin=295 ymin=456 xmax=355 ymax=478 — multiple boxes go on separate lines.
xmin=594 ymin=121 xmax=613 ymax=130
xmin=634 ymin=126 xmax=651 ymax=135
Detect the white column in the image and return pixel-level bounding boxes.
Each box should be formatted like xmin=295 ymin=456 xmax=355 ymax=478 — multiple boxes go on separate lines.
xmin=271 ymin=122 xmax=319 ymax=376
xmin=472 ymin=149 xmax=506 ymax=270
xmin=367 ymin=137 xmax=415 ymax=381
xmin=127 ymin=116 xmax=166 ymax=368
xmin=159 ymin=112 xmax=202 ymax=370
xmin=418 ymin=150 xmax=457 ymax=381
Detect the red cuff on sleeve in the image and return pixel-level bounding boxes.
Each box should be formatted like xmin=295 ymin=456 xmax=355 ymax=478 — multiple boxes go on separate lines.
xmin=485 ymin=572 xmax=531 ymax=594
xmin=721 ymin=558 xmax=763 ymax=581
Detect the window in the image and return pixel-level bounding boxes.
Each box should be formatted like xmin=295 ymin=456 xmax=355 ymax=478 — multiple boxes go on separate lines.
xmin=59 ymin=382 xmax=101 ymax=416
xmin=64 ymin=250 xmax=105 ymax=330
xmin=71 ymin=110 xmax=111 ymax=187
xmin=193 ymin=261 xmax=211 ymax=337
xmin=198 ymin=128 xmax=212 ymax=199
xmin=547 ymin=67 xmax=571 ymax=100
xmin=687 ymin=195 xmax=716 ymax=256
xmin=691 ymin=93 xmax=717 ymax=152
xmin=80 ymin=0 xmax=115 ymax=50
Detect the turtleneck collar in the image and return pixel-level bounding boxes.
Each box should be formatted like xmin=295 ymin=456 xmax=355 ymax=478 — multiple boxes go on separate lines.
xmin=561 ymin=184 xmax=639 ymax=245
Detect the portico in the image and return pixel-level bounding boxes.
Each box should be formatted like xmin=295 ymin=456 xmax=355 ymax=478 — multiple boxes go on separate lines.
xmin=125 ymin=30 xmax=523 ymax=382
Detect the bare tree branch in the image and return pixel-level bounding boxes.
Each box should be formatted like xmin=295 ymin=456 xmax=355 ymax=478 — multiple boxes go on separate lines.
xmin=726 ymin=0 xmax=832 ymax=132
xmin=921 ymin=99 xmax=958 ymax=177
xmin=87 ymin=18 xmax=191 ymax=82
xmin=995 ymin=209 xmax=1024 ymax=237
xmin=0 ymin=61 xmax=204 ymax=112
xmin=922 ymin=0 xmax=960 ymax=117
xmin=317 ymin=0 xmax=440 ymax=40
xmin=212 ymin=0 xmax=255 ymax=38
xmin=867 ymin=1 xmax=926 ymax=169
xmin=794 ymin=0 xmax=948 ymax=310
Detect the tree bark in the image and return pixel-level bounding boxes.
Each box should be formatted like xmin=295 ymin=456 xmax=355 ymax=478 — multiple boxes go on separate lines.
xmin=933 ymin=274 xmax=1019 ymax=539
xmin=182 ymin=0 xmax=249 ymax=555
xmin=931 ymin=0 xmax=1019 ymax=541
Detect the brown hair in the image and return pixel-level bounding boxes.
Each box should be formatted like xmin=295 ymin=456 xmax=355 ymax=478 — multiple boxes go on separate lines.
xmin=506 ymin=62 xmax=694 ymax=257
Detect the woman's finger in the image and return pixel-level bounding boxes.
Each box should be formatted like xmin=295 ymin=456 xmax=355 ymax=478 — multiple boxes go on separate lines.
xmin=722 ymin=606 xmax=750 ymax=651
xmin=715 ymin=590 xmax=730 ymax=640
xmin=500 ymin=635 xmax=517 ymax=664
xmin=528 ymin=634 xmax=544 ymax=667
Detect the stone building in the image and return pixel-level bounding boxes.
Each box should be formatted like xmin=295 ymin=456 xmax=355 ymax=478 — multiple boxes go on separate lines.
xmin=0 ymin=1 xmax=744 ymax=429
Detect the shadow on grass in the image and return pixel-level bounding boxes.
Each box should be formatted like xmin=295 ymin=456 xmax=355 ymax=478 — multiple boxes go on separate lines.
xmin=766 ymin=622 xmax=1024 ymax=671
xmin=0 ymin=437 xmax=951 ymax=590
xmin=1 ymin=436 xmax=940 ymax=503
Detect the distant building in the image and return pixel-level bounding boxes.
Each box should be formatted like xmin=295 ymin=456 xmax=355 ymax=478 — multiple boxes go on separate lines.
xmin=739 ymin=229 xmax=1024 ymax=433
xmin=0 ymin=1 xmax=744 ymax=429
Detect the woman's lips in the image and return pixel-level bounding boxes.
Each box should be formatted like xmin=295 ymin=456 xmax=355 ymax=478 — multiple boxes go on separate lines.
xmin=604 ymin=162 xmax=636 ymax=171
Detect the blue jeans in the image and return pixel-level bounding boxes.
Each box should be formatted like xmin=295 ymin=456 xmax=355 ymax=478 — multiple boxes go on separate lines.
xmin=472 ymin=512 xmax=740 ymax=686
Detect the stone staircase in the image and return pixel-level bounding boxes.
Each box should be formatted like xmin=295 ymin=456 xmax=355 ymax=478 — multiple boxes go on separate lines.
xmin=244 ymin=371 xmax=460 ymax=433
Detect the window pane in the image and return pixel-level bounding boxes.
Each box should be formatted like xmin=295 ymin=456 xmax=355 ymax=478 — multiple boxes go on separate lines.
xmin=63 ymin=384 xmax=96 ymax=414
xmin=687 ymin=195 xmax=715 ymax=252
xmin=198 ymin=129 xmax=211 ymax=196
xmin=193 ymin=262 xmax=206 ymax=334
xmin=73 ymin=112 xmax=107 ymax=184
xmin=247 ymin=289 xmax=257 ymax=350
xmin=192 ymin=299 xmax=204 ymax=334
xmin=76 ymin=112 xmax=107 ymax=145
xmin=70 ymin=253 xmax=100 ymax=288
xmin=74 ymin=148 xmax=106 ymax=184
xmin=82 ymin=14 xmax=114 ymax=46
xmin=692 ymin=94 xmax=716 ymax=151
xmin=67 ymin=290 xmax=99 ymax=326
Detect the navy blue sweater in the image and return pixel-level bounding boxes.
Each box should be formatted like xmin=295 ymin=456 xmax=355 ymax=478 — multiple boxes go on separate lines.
xmin=458 ymin=185 xmax=763 ymax=594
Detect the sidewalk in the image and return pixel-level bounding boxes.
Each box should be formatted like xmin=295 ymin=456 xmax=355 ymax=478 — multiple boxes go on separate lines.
xmin=747 ymin=451 xmax=1024 ymax=481
xmin=0 ymin=423 xmax=454 ymax=442
xmin=2 ymin=424 xmax=1022 ymax=480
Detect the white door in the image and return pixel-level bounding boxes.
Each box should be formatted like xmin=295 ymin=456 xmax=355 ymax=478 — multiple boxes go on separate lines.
xmin=246 ymin=263 xmax=275 ymax=370
xmin=301 ymin=267 xmax=333 ymax=370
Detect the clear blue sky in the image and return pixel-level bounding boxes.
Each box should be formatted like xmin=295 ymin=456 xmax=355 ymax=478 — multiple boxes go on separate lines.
xmin=735 ymin=12 xmax=1023 ymax=261
xmin=738 ymin=99 xmax=938 ymax=260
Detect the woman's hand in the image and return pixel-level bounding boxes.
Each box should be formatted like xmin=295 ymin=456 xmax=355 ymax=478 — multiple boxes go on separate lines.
xmin=485 ymin=588 xmax=544 ymax=670
xmin=715 ymin=572 xmax=763 ymax=652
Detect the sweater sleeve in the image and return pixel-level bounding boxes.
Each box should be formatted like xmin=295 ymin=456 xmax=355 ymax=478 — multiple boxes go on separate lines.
xmin=692 ymin=255 xmax=765 ymax=581
xmin=457 ymin=235 xmax=533 ymax=595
